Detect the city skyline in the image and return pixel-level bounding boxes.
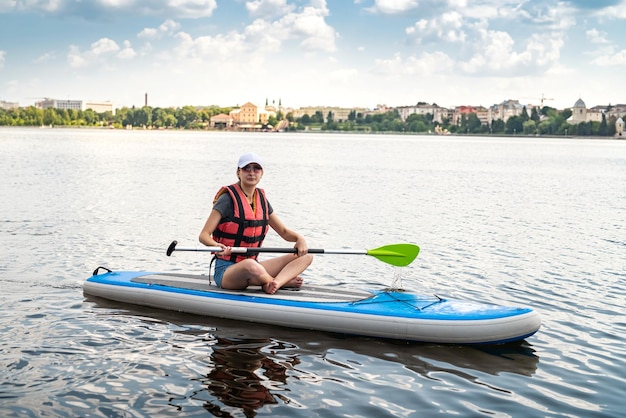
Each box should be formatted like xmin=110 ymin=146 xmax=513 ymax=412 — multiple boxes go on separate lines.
xmin=1 ymin=1 xmax=625 ymax=110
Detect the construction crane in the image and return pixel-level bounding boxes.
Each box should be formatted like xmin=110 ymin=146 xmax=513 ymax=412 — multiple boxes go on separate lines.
xmin=521 ymin=93 xmax=554 ymax=108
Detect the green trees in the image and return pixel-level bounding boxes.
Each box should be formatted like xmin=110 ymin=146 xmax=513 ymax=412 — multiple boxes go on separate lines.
xmin=0 ymin=104 xmax=621 ymax=137
xmin=0 ymin=104 xmax=234 ymax=129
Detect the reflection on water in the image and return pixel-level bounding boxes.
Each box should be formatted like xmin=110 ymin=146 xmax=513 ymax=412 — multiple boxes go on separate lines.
xmin=201 ymin=337 xmax=298 ymax=416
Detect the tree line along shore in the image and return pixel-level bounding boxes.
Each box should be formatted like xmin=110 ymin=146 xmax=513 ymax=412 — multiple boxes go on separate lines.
xmin=0 ymin=104 xmax=622 ymax=137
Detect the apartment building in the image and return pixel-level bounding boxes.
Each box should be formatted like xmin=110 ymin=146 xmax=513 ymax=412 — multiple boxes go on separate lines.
xmin=1 ymin=100 xmax=19 ymax=110
xmin=37 ymin=98 xmax=83 ymax=110
xmin=396 ymin=103 xmax=450 ymax=124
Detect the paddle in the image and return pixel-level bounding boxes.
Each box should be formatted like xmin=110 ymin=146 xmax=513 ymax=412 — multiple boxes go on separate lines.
xmin=166 ymin=240 xmax=419 ymax=267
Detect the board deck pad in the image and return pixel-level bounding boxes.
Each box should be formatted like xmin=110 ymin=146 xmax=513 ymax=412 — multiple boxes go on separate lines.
xmin=131 ymin=273 xmax=374 ymax=303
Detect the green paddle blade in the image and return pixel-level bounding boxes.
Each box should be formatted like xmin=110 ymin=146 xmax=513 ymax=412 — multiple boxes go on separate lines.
xmin=367 ymin=244 xmax=420 ymax=267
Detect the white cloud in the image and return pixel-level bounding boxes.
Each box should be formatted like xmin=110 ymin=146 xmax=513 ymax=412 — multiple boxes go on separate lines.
xmin=118 ymin=40 xmax=136 ymax=59
xmin=526 ymin=4 xmax=576 ymax=31
xmin=592 ymin=0 xmax=626 ymax=19
xmin=243 ymin=19 xmax=285 ymax=53
xmin=367 ymin=0 xmax=420 ymax=14
xmin=288 ymin=6 xmax=337 ymax=52
xmin=246 ymin=0 xmax=295 ymax=18
xmin=5 ymin=0 xmax=217 ymax=18
xmin=67 ymin=37 xmax=137 ymax=68
xmin=34 ymin=51 xmax=56 ymax=63
xmin=591 ymin=50 xmax=626 ymax=66
xmin=0 ymin=50 xmax=5 ymax=68
xmin=164 ymin=0 xmax=217 ymax=18
xmin=91 ymin=38 xmax=119 ymax=55
xmin=169 ymin=1 xmax=337 ymax=61
xmin=460 ymin=29 xmax=563 ymax=74
xmin=407 ymin=11 xmax=467 ymax=43
xmin=159 ymin=18 xmax=180 ymax=32
xmin=138 ymin=28 xmax=159 ymax=39
xmin=138 ymin=19 xmax=180 ymax=39
xmin=586 ymin=28 xmax=609 ymax=44
xmin=173 ymin=31 xmax=248 ymax=59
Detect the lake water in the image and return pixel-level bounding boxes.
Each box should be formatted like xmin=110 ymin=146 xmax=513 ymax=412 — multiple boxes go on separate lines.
xmin=1 ymin=128 xmax=624 ymax=417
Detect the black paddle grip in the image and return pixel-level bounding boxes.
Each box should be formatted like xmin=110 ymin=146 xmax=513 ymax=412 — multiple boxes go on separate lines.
xmin=166 ymin=240 xmax=178 ymax=256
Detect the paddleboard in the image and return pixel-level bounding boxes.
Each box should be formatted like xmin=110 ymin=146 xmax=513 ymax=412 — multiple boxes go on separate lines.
xmin=83 ymin=269 xmax=541 ymax=345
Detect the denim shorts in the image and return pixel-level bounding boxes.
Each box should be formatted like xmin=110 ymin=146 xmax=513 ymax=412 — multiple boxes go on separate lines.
xmin=213 ymin=258 xmax=235 ymax=288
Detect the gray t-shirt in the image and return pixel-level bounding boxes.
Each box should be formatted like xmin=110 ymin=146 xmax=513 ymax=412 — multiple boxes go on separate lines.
xmin=213 ymin=192 xmax=274 ymax=218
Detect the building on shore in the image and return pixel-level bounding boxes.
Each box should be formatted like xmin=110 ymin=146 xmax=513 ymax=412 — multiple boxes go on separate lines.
xmin=37 ymin=98 xmax=83 ymax=111
xmin=33 ymin=98 xmax=114 ymax=114
xmin=452 ymin=105 xmax=491 ymax=125
xmin=209 ymin=113 xmax=233 ymax=128
xmin=85 ymin=101 xmax=114 ymax=114
xmin=229 ymin=102 xmax=276 ymax=129
xmin=289 ymin=106 xmax=370 ymax=122
xmin=568 ymin=98 xmax=588 ymax=124
xmin=605 ymin=104 xmax=626 ymax=120
xmin=396 ymin=103 xmax=449 ymax=124
xmin=1 ymin=100 xmax=19 ymax=110
xmin=566 ymin=99 xmax=619 ymax=125
xmin=490 ymin=99 xmax=525 ymax=123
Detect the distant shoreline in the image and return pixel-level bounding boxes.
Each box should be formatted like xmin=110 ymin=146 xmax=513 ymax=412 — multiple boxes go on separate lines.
xmin=0 ymin=125 xmax=624 ymax=140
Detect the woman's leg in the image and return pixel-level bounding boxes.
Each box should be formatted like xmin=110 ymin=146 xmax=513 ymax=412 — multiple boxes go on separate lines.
xmin=221 ymin=255 xmax=313 ymax=294
xmin=261 ymin=254 xmax=313 ymax=289
xmin=220 ymin=259 xmax=273 ymax=290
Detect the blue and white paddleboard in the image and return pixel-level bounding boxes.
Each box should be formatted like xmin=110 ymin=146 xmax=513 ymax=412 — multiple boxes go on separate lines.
xmin=83 ymin=269 xmax=541 ymax=345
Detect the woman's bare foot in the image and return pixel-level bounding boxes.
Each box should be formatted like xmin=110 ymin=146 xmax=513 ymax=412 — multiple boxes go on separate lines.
xmin=262 ymin=280 xmax=280 ymax=294
xmin=282 ymin=276 xmax=304 ymax=289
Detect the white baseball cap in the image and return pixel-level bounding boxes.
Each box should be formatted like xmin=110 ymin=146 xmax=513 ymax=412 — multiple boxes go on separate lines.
xmin=237 ymin=152 xmax=264 ymax=168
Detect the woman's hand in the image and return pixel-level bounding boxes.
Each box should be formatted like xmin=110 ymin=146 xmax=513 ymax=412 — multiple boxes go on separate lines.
xmin=217 ymin=243 xmax=232 ymax=256
xmin=294 ymin=236 xmax=308 ymax=257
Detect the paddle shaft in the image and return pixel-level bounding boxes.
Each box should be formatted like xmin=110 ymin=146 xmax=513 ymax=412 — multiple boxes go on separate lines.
xmin=170 ymin=245 xmax=365 ymax=256
xmin=166 ymin=240 xmax=419 ymax=266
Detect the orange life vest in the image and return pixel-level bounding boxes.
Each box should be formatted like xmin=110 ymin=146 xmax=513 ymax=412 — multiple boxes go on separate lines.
xmin=212 ymin=184 xmax=270 ymax=262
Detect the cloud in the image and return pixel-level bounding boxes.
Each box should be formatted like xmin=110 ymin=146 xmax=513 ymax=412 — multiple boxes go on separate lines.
xmin=118 ymin=40 xmax=137 ymax=59
xmin=406 ymin=11 xmax=467 ymax=43
xmin=460 ymin=29 xmax=563 ymax=74
xmin=586 ymin=28 xmax=609 ymax=44
xmin=162 ymin=0 xmax=217 ymax=18
xmin=3 ymin=0 xmax=218 ymax=19
xmin=366 ymin=0 xmax=420 ymax=14
xmin=591 ymin=50 xmax=626 ymax=66
xmin=138 ymin=19 xmax=180 ymax=39
xmin=67 ymin=37 xmax=136 ymax=68
xmin=593 ymin=0 xmax=626 ymax=19
xmin=34 ymin=51 xmax=56 ymax=63
xmin=287 ymin=5 xmax=337 ymax=52
xmin=169 ymin=0 xmax=337 ymax=62
xmin=0 ymin=50 xmax=5 ymax=68
xmin=91 ymin=38 xmax=119 ymax=55
xmin=246 ymin=0 xmax=295 ymax=18
xmin=173 ymin=31 xmax=248 ymax=59
xmin=378 ymin=26 xmax=564 ymax=79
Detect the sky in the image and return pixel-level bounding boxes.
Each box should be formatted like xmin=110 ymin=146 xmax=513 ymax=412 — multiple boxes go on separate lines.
xmin=1 ymin=0 xmax=625 ymax=111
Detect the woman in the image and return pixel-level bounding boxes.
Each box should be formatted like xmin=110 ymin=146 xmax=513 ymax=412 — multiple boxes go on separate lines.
xmin=199 ymin=152 xmax=313 ymax=294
